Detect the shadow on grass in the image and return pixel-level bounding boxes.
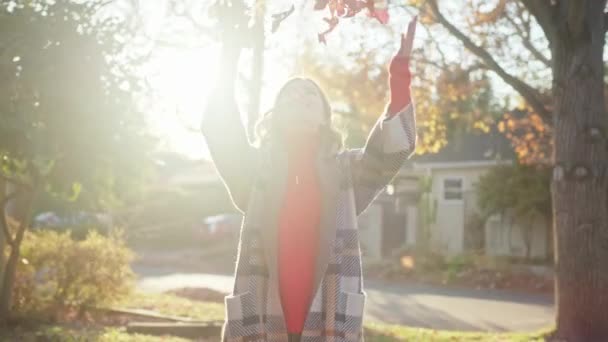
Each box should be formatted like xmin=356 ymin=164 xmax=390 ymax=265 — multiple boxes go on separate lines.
xmin=364 ymin=323 xmax=553 ymax=342
xmin=0 ymin=325 xmax=105 ymax=342
xmin=0 ymin=325 xmax=192 ymax=342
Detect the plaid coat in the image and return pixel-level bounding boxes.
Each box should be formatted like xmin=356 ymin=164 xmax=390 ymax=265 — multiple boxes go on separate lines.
xmin=202 ymin=97 xmax=416 ymax=342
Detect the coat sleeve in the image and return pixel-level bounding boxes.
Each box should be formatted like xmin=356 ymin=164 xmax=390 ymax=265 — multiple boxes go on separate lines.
xmin=201 ymin=90 xmax=257 ymax=214
xmin=347 ymin=103 xmax=417 ymax=216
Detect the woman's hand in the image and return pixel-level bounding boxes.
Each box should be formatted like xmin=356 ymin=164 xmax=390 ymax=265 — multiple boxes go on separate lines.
xmin=387 ymin=16 xmax=417 ymax=116
xmin=212 ymin=0 xmax=250 ymax=58
xmin=397 ymin=16 xmax=417 ymax=59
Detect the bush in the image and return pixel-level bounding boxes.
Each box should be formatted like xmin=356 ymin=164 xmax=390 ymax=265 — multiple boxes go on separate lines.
xmin=35 ymin=224 xmax=112 ymax=241
xmin=13 ymin=228 xmax=135 ymax=319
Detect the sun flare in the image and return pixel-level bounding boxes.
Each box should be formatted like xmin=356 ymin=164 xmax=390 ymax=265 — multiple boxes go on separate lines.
xmin=146 ymin=45 xmax=221 ymax=159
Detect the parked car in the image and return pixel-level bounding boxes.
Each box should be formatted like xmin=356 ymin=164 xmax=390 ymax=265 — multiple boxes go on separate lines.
xmin=32 ymin=211 xmax=113 ymax=239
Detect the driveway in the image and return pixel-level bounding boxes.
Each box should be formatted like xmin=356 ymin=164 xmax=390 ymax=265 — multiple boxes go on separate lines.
xmin=362 ymin=279 xmax=553 ymax=332
xmin=134 ymin=267 xmax=554 ymax=332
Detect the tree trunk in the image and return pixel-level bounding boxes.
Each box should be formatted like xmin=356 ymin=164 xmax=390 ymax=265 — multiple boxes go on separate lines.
xmin=523 ymin=215 xmax=534 ymax=261
xmin=551 ymin=4 xmax=608 ymax=340
xmin=0 ymin=180 xmax=6 ymax=286
xmin=0 ymin=188 xmax=35 ymax=322
xmin=247 ymin=0 xmax=265 ymax=138
xmin=545 ymin=215 xmax=553 ymax=262
xmin=523 ymin=228 xmax=532 ymax=261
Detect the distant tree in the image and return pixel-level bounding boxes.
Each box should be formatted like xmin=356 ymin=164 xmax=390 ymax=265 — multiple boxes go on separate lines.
xmin=498 ymin=109 xmax=553 ymax=165
xmin=476 ymin=163 xmax=552 ymax=260
xmin=0 ymin=0 xmax=152 ymax=321
xmin=296 ymin=27 xmax=500 ymax=153
xmin=417 ymin=174 xmax=436 ymax=253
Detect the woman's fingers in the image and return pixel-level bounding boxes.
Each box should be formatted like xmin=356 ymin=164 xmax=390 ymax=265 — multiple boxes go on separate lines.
xmin=397 ymin=17 xmax=416 ymax=57
xmin=406 ymin=16 xmax=417 ymax=42
xmin=400 ymin=16 xmax=417 ymax=58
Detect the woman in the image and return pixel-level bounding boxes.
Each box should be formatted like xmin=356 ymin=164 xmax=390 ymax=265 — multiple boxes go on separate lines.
xmin=202 ymin=16 xmax=418 ymax=342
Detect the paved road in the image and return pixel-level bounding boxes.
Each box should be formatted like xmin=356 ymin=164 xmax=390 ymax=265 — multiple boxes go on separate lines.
xmin=134 ymin=266 xmax=554 ymax=332
xmin=362 ymin=279 xmax=553 ymax=332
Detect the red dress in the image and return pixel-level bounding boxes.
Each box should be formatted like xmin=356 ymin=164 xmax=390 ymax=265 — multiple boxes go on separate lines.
xmin=277 ymin=57 xmax=412 ymax=334
xmin=278 ymin=136 xmax=322 ymax=334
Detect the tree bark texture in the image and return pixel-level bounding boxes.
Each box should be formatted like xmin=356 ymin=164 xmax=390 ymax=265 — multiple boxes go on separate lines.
xmin=551 ymin=2 xmax=608 ymax=340
xmin=0 ymin=181 xmax=6 ymax=288
xmin=0 ymin=188 xmax=35 ymax=322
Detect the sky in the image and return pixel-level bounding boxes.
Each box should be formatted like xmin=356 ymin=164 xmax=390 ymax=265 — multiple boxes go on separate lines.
xmin=134 ymin=0 xmax=416 ymax=160
xmin=133 ymin=0 xmax=576 ymax=161
xmin=137 ymin=1 xmax=301 ymax=160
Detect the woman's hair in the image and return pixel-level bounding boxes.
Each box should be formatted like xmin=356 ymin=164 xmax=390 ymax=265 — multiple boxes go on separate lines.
xmin=254 ymin=77 xmax=344 ymax=155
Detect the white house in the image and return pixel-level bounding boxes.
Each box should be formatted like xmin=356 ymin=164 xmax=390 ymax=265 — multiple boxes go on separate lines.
xmin=358 ymin=129 xmax=550 ymax=261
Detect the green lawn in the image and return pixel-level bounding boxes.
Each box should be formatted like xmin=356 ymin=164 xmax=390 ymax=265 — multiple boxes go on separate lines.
xmin=364 ymin=322 xmax=550 ymax=341
xmin=2 ymin=292 xmax=551 ymax=341
xmin=0 ymin=326 xmax=191 ymax=342
xmin=117 ymin=291 xmax=225 ymax=321
xmin=0 ymin=324 xmax=552 ymax=342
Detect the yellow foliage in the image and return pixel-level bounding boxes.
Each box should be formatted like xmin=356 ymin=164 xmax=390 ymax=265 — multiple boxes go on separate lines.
xmin=470 ymin=0 xmax=509 ymax=25
xmin=294 ymin=22 xmax=496 ymax=155
xmin=473 ymin=120 xmax=491 ymax=133
xmin=499 ymin=109 xmax=552 ymax=165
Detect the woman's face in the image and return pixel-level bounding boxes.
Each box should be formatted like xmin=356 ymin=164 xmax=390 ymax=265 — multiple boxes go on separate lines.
xmin=273 ymin=79 xmax=326 ymax=136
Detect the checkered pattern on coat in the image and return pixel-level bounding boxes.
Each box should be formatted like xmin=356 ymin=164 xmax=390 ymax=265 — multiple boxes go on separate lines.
xmin=202 ymin=101 xmax=416 ymax=342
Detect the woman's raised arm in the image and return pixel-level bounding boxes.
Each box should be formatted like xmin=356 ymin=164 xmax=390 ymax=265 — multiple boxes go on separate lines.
xmin=348 ymin=17 xmax=418 ymax=215
xmin=201 ymin=41 xmax=257 ymax=213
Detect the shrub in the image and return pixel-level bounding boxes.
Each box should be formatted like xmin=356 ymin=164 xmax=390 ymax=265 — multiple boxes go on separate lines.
xmin=391 ymin=245 xmax=447 ymax=272
xmin=13 ymin=228 xmax=135 ymax=319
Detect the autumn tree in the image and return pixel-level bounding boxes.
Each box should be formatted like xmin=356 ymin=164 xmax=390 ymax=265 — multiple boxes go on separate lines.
xmin=294 ymin=0 xmax=607 ymax=337
xmin=0 ymin=0 xmax=151 ymax=321
xmin=415 ymin=0 xmax=607 ymax=339
xmin=476 ymin=163 xmax=552 ymax=260
xmin=296 ymin=19 xmax=500 ymax=154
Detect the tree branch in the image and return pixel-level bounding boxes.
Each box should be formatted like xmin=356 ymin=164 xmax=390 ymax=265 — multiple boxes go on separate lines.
xmin=0 ymin=174 xmax=32 ymax=191
xmin=417 ymin=13 xmax=449 ymax=67
xmin=412 ymin=57 xmax=452 ymax=73
xmin=0 ymin=191 xmax=20 ymax=248
xmin=166 ymin=0 xmax=218 ymax=37
xmin=567 ymin=0 xmax=587 ymax=38
xmin=428 ymin=0 xmax=552 ymax=121
xmin=504 ymin=11 xmax=551 ymax=67
xmin=11 ymin=190 xmax=37 ymax=255
xmin=519 ymin=0 xmax=559 ymax=46
xmin=521 ymin=35 xmax=551 ymax=68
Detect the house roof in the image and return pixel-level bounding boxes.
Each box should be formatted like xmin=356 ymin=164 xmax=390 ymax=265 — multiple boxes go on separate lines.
xmin=405 ymin=128 xmax=516 ymax=167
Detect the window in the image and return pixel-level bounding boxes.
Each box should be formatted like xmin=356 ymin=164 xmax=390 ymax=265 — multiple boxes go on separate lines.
xmin=443 ymin=178 xmax=463 ymax=201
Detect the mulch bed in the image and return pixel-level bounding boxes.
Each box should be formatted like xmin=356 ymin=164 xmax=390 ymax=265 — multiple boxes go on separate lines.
xmin=366 ymin=264 xmax=553 ymax=295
